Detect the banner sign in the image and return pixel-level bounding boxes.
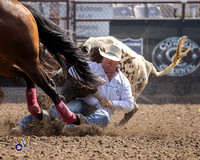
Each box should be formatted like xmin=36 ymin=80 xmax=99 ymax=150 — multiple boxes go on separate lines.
xmin=152 ymin=37 xmax=200 ymax=77
xmin=120 ymin=38 xmax=143 ymax=56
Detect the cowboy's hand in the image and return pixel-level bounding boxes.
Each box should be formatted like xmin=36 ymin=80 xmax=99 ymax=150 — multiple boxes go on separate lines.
xmin=100 ymin=98 xmax=113 ymax=107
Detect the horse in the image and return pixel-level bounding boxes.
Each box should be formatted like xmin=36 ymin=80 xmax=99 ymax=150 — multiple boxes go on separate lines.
xmin=0 ymin=0 xmax=103 ymax=125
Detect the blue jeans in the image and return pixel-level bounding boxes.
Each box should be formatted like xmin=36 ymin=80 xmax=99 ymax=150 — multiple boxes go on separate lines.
xmin=18 ymin=99 xmax=110 ymax=129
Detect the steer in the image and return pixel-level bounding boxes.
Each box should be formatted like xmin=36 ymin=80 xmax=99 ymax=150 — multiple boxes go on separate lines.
xmin=36 ymin=35 xmax=190 ymax=126
xmin=80 ymin=36 xmax=190 ymax=125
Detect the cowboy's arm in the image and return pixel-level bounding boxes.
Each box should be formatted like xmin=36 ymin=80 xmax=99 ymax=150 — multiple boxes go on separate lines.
xmin=100 ymin=81 xmax=134 ymax=112
xmin=68 ymin=62 xmax=103 ymax=81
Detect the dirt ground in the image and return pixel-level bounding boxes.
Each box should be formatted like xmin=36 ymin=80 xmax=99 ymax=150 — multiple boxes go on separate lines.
xmin=0 ymin=97 xmax=200 ymax=160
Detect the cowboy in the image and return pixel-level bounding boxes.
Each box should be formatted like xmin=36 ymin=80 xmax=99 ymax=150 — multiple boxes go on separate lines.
xmin=11 ymin=44 xmax=134 ymax=135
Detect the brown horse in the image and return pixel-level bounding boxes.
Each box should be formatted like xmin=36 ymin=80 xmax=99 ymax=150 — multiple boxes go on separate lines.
xmin=0 ymin=0 xmax=102 ymax=124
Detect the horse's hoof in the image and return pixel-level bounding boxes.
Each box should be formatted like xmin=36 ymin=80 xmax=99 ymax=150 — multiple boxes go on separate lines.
xmin=41 ymin=110 xmax=51 ymax=122
xmin=76 ymin=114 xmax=89 ymax=125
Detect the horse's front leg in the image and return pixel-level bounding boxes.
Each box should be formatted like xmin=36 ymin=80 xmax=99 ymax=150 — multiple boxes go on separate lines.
xmin=1 ymin=64 xmax=49 ymax=121
xmin=24 ymin=76 xmax=48 ymax=120
xmin=23 ymin=62 xmax=86 ymax=125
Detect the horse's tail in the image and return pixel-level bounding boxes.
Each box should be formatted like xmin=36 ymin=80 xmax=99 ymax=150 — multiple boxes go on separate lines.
xmin=24 ymin=4 xmax=102 ymax=87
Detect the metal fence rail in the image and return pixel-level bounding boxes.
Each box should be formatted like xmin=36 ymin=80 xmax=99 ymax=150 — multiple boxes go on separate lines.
xmin=19 ymin=0 xmax=200 ymax=41
xmin=20 ymin=0 xmax=71 ymax=36
xmin=73 ymin=0 xmax=200 ymax=41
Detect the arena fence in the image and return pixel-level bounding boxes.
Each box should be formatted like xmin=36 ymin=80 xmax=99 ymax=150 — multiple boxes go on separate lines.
xmin=18 ymin=0 xmax=200 ymax=41
xmin=20 ymin=0 xmax=71 ymax=36
xmin=72 ymin=0 xmax=200 ymax=41
xmin=1 ymin=0 xmax=200 ymax=103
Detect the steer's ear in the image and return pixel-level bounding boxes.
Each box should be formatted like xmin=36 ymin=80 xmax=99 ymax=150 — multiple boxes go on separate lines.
xmin=120 ymin=56 xmax=129 ymax=63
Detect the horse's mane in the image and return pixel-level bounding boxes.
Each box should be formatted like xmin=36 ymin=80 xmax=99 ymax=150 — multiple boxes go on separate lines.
xmin=24 ymin=4 xmax=102 ymax=87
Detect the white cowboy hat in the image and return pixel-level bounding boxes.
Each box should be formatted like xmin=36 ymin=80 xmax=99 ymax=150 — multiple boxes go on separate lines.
xmin=99 ymin=44 xmax=129 ymax=62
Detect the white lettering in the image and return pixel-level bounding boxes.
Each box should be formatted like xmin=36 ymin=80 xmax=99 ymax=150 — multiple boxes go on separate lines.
xmin=77 ymin=6 xmax=103 ymax=12
xmin=153 ymin=37 xmax=200 ymax=76
xmin=159 ymin=42 xmax=166 ymax=50
xmin=166 ymin=41 xmax=172 ymax=48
